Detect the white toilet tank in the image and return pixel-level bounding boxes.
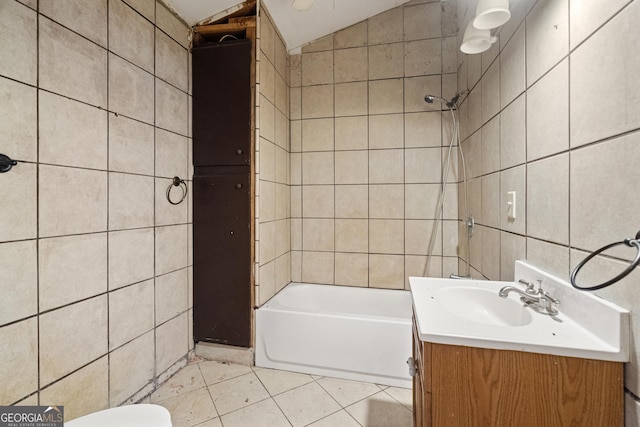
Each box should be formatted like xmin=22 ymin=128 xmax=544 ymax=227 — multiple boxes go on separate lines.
xmin=65 ymin=404 xmax=172 ymax=427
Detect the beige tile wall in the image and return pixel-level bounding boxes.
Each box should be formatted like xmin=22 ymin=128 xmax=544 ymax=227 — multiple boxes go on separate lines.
xmin=0 ymin=0 xmax=193 ymax=418
xmin=256 ymin=6 xmax=291 ymax=305
xmin=455 ymin=0 xmax=640 ymax=420
xmin=287 ymin=0 xmax=459 ymax=290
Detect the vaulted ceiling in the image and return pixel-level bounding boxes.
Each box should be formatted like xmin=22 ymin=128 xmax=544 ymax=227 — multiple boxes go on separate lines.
xmin=164 ymin=0 xmax=413 ymax=52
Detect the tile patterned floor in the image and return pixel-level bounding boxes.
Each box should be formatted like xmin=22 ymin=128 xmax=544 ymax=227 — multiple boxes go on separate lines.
xmin=147 ymin=358 xmax=413 ymax=427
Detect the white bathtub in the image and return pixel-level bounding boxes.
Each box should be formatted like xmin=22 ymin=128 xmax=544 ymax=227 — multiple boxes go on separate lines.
xmin=255 ymin=283 xmax=413 ymax=388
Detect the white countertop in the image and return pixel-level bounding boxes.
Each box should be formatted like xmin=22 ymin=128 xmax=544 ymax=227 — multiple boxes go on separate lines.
xmin=409 ymin=261 xmax=630 ymax=362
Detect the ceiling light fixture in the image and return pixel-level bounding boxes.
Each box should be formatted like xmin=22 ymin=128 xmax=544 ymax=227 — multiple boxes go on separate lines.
xmin=292 ymin=0 xmax=314 ymax=11
xmin=473 ymin=0 xmax=511 ymax=30
xmin=460 ymin=21 xmax=497 ymax=54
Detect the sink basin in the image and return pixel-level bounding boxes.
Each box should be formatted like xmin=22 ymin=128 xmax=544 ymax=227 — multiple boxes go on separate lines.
xmin=409 ymin=261 xmax=630 ymax=362
xmin=436 ymin=286 xmax=532 ymax=327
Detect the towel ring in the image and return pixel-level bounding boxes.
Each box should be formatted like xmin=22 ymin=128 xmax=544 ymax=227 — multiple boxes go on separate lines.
xmin=166 ymin=176 xmax=188 ymax=205
xmin=570 ymin=231 xmax=640 ymax=291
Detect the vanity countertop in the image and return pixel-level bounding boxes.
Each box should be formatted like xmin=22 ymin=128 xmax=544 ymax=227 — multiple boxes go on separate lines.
xmin=409 ymin=261 xmax=630 ymax=362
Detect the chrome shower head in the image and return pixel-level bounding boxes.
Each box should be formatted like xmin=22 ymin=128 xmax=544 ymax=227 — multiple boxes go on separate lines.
xmin=425 ymin=93 xmax=466 ymax=109
xmin=424 ymin=94 xmax=450 ymax=106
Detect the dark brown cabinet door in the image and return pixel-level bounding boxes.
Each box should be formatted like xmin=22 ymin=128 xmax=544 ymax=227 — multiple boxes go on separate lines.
xmin=192 ymin=37 xmax=253 ymax=348
xmin=193 ymin=171 xmax=251 ymax=347
xmin=192 ymin=39 xmax=251 ymax=166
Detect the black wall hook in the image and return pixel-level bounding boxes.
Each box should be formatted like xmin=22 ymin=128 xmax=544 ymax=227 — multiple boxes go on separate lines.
xmin=0 ymin=154 xmax=17 ymax=173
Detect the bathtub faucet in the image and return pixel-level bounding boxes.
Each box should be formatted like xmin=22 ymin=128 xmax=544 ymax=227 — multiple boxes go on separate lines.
xmin=499 ymin=279 xmax=560 ymax=316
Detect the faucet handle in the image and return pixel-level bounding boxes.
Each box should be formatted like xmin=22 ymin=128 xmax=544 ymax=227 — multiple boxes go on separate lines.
xmin=518 ymin=279 xmax=537 ymax=294
xmin=541 ymin=290 xmax=560 ymax=305
xmin=536 ymin=280 xmax=560 ymax=307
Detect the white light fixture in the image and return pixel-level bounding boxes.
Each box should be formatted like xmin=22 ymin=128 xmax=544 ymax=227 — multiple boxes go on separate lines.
xmin=460 ymin=21 xmax=497 ymax=54
xmin=292 ymin=0 xmax=314 ymax=11
xmin=473 ymin=0 xmax=511 ymax=30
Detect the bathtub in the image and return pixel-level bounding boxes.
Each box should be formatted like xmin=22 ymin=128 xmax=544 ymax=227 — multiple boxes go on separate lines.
xmin=255 ymin=282 xmax=413 ymax=388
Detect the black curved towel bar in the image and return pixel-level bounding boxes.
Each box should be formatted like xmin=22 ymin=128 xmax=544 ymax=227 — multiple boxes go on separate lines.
xmin=571 ymin=230 xmax=640 ymax=291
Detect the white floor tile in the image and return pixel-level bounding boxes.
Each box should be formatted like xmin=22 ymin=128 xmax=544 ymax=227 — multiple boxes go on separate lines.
xmin=208 ymin=372 xmax=270 ymax=415
xmin=198 ymin=360 xmax=253 ymax=386
xmin=157 ymin=388 xmax=218 ymax=427
xmin=151 ymin=363 xmax=206 ymax=403
xmin=254 ymin=367 xmax=315 ymax=396
xmin=274 ymin=382 xmax=341 ymax=427
xmin=317 ymin=377 xmax=381 ymax=407
xmin=384 ymin=387 xmax=413 ymax=411
xmin=220 ymin=398 xmax=291 ymax=427
xmin=308 ymin=409 xmax=362 ymax=427
xmin=159 ymin=362 xmax=414 ymax=427
xmin=345 ymin=390 xmax=413 ymax=427
xmin=193 ymin=418 xmax=222 ymax=427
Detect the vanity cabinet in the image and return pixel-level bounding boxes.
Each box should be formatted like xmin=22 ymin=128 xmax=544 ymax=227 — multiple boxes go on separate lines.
xmin=412 ymin=316 xmax=623 ymax=427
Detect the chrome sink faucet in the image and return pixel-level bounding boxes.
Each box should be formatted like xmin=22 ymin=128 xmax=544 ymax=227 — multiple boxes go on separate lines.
xmin=499 ymin=279 xmax=560 ymax=316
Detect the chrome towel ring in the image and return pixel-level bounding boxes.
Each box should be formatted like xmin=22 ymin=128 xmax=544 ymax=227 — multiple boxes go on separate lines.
xmin=166 ymin=176 xmax=188 ymax=205
xmin=571 ymin=231 xmax=640 ymax=291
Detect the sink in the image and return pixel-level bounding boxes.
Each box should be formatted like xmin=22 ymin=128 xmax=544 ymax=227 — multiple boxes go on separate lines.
xmin=436 ymin=286 xmax=532 ymax=327
xmin=409 ymin=261 xmax=630 ymax=362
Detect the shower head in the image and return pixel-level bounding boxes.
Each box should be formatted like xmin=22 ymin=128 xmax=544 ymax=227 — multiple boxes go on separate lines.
xmin=425 ymin=92 xmax=469 ymax=109
xmin=424 ymin=94 xmax=452 ymax=107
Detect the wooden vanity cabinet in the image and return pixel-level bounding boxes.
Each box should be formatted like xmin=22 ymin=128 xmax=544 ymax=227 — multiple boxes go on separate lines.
xmin=412 ymin=317 xmax=624 ymax=426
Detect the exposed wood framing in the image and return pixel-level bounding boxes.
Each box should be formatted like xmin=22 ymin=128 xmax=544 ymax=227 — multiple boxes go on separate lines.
xmin=194 ymin=16 xmax=256 ymax=37
xmin=192 ymin=0 xmax=256 ymax=46
xmin=245 ymin=22 xmax=256 ymax=349
xmin=197 ymin=0 xmax=257 ymax=26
